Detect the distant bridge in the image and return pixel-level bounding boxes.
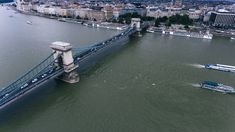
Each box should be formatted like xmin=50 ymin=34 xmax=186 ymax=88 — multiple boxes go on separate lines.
xmin=0 ymin=18 xmax=148 ymax=109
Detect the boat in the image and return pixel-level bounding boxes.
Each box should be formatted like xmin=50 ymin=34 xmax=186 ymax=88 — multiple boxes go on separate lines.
xmin=146 ymin=29 xmax=155 ymax=33
xmin=203 ymin=34 xmax=213 ymax=39
xmin=204 ymin=64 xmax=235 ymax=72
xmin=146 ymin=27 xmax=155 ymax=33
xmin=231 ymin=37 xmax=235 ymax=40
xmin=26 ymin=21 xmax=32 ymax=25
xmin=200 ymin=81 xmax=235 ymax=94
xmin=58 ymin=18 xmax=66 ymax=22
xmin=83 ymin=23 xmax=88 ymax=26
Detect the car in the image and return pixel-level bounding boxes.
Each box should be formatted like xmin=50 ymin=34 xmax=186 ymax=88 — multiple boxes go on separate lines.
xmin=41 ymin=73 xmax=47 ymax=78
xmin=20 ymin=83 xmax=28 ymax=89
xmin=48 ymin=69 xmax=54 ymax=74
xmin=32 ymin=78 xmax=38 ymax=83
xmin=3 ymin=93 xmax=9 ymax=98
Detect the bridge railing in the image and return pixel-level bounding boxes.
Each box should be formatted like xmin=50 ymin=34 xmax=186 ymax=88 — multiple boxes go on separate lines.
xmin=72 ymin=26 xmax=134 ymax=61
xmin=0 ymin=53 xmax=58 ymax=97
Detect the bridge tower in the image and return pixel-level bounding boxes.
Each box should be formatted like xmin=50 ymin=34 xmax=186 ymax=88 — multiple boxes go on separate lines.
xmin=50 ymin=41 xmax=79 ymax=83
xmin=131 ymin=18 xmax=141 ymax=32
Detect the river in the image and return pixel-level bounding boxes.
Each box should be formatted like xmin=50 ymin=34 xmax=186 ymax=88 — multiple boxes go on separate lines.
xmin=1 ymin=6 xmax=235 ymax=132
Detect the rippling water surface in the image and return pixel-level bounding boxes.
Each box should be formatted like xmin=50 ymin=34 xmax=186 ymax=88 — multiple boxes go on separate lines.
xmin=1 ymin=6 xmax=235 ymax=132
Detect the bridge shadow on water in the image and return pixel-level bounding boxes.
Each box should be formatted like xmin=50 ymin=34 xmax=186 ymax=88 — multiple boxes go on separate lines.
xmin=0 ymin=32 xmax=142 ymax=127
xmin=0 ymin=79 xmax=80 ymax=126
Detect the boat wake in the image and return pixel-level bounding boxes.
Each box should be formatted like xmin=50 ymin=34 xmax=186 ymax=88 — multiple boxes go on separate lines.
xmin=187 ymin=63 xmax=205 ymax=69
xmin=190 ymin=83 xmax=201 ymax=88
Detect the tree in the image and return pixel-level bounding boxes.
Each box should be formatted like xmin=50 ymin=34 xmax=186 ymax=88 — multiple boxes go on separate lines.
xmin=155 ymin=19 xmax=160 ymax=27
xmin=112 ymin=19 xmax=117 ymax=23
xmin=165 ymin=21 xmax=171 ymax=27
xmin=168 ymin=14 xmax=193 ymax=26
xmin=76 ymin=15 xmax=81 ymax=19
xmin=118 ymin=12 xmax=141 ymax=24
xmin=184 ymin=25 xmax=189 ymax=29
xmin=141 ymin=16 xmax=155 ymax=21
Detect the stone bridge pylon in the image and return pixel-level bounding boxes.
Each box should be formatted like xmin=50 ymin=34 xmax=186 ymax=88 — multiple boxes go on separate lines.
xmin=50 ymin=41 xmax=79 ymax=83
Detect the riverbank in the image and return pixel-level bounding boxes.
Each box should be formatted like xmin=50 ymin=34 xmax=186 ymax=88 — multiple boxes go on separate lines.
xmin=8 ymin=5 xmax=128 ymax=31
xmin=147 ymin=26 xmax=213 ymax=40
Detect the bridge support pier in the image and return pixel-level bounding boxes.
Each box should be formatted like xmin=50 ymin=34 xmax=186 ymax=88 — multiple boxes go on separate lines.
xmin=131 ymin=18 xmax=141 ymax=32
xmin=131 ymin=18 xmax=142 ymax=37
xmin=50 ymin=41 xmax=79 ymax=83
xmin=57 ymin=70 xmax=79 ymax=83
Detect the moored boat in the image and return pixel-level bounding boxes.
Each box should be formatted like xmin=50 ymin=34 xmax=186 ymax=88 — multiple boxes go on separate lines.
xmin=146 ymin=29 xmax=154 ymax=33
xmin=203 ymin=34 xmax=213 ymax=39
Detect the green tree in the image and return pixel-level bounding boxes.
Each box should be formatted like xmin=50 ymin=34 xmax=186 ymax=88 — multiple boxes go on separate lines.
xmin=165 ymin=21 xmax=171 ymax=27
xmin=155 ymin=19 xmax=160 ymax=27
xmin=184 ymin=25 xmax=189 ymax=29
xmin=76 ymin=15 xmax=81 ymax=19
xmin=112 ymin=19 xmax=117 ymax=23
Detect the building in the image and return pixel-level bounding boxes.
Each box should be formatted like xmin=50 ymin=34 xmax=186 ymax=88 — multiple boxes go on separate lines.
xmin=16 ymin=0 xmax=32 ymax=12
xmin=172 ymin=0 xmax=182 ymax=7
xmin=209 ymin=10 xmax=235 ymax=28
xmin=188 ymin=9 xmax=202 ymax=20
xmin=87 ymin=10 xmax=105 ymax=21
xmin=146 ymin=7 xmax=176 ymax=18
xmin=120 ymin=7 xmax=147 ymax=17
xmin=75 ymin=8 xmax=106 ymax=21
xmin=203 ymin=12 xmax=211 ymax=22
xmin=74 ymin=8 xmax=91 ymax=19
xmin=112 ymin=4 xmax=124 ymax=19
xmin=102 ymin=5 xmax=113 ymax=20
xmin=55 ymin=8 xmax=68 ymax=17
xmin=67 ymin=8 xmax=76 ymax=18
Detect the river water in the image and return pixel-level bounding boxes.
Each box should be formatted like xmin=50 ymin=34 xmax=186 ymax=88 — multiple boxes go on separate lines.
xmin=1 ymin=6 xmax=235 ymax=132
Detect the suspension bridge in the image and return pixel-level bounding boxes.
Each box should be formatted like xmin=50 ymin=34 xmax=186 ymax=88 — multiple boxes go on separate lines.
xmin=0 ymin=18 xmax=147 ymax=109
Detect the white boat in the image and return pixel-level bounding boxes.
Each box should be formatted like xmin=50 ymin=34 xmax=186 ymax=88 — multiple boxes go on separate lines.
xmin=146 ymin=27 xmax=156 ymax=33
xmin=26 ymin=21 xmax=32 ymax=25
xmin=203 ymin=34 xmax=213 ymax=39
xmin=203 ymin=35 xmax=212 ymax=39
xmin=205 ymin=64 xmax=235 ymax=72
xmin=58 ymin=18 xmax=66 ymax=22
xmin=116 ymin=27 xmax=123 ymax=30
xmin=217 ymin=64 xmax=235 ymax=69
xmin=231 ymin=37 xmax=235 ymax=40
xmin=146 ymin=29 xmax=155 ymax=33
xmin=203 ymin=31 xmax=213 ymax=39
